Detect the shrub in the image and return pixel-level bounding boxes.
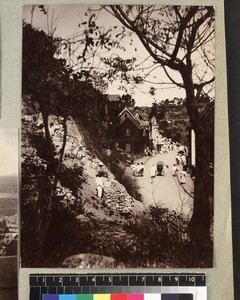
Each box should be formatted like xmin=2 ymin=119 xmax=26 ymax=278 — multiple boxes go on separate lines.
xmin=109 ymin=162 xmax=142 ymax=201
xmin=110 ymin=205 xmax=192 ymax=267
xmin=58 ymin=163 xmax=85 ymax=197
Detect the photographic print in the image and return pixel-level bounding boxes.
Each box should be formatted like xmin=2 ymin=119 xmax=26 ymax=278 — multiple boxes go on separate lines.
xmin=0 ymin=129 xmax=18 ymax=300
xmin=21 ymin=5 xmax=214 ymax=268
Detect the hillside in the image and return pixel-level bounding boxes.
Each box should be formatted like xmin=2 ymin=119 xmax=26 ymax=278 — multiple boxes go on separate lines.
xmin=0 ymin=176 xmax=17 ymax=196
xmin=21 ymin=103 xmax=148 ymax=267
xmin=23 ymin=104 xmax=205 ymax=268
xmin=22 ymin=90 xmax=207 ymax=268
xmin=0 ymin=199 xmax=17 ymax=216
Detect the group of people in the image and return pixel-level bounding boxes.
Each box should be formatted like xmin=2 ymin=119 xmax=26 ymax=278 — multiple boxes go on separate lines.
xmin=144 ymin=138 xmax=181 ymax=158
xmin=95 ymin=142 xmax=190 ymax=199
xmin=172 ymin=164 xmax=188 ymax=185
xmin=131 ymin=161 xmax=167 ymax=183
xmin=130 ymin=162 xmax=145 ymax=177
xmin=175 ymin=152 xmax=187 ymax=166
xmin=131 ymin=157 xmax=188 ymax=186
xmin=166 ymin=144 xmax=188 ymax=185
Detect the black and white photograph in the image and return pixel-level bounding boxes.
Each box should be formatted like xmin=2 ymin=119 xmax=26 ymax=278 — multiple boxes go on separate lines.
xmin=0 ymin=129 xmax=18 ymax=300
xmin=21 ymin=5 xmax=214 ymax=268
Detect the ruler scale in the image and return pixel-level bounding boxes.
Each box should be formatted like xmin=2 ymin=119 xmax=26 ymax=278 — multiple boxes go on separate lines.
xmin=29 ymin=274 xmax=206 ymax=300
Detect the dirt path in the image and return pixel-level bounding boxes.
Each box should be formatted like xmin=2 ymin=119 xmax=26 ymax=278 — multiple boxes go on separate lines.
xmin=135 ymin=150 xmax=194 ymax=217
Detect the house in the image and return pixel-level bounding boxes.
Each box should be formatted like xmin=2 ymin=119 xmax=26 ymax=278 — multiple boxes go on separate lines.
xmin=116 ymin=107 xmax=150 ymax=154
xmin=106 ymin=94 xmax=121 ymax=109
xmin=105 ymin=95 xmax=153 ymax=154
xmin=105 ymin=94 xmax=121 ymax=120
xmin=132 ymin=108 xmax=146 ymax=123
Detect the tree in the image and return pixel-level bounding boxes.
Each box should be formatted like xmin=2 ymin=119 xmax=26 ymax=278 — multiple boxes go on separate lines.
xmin=22 ymin=22 xmax=112 ymax=262
xmin=102 ymin=5 xmax=215 ymax=253
xmin=119 ymin=93 xmax=135 ymax=109
xmin=149 ymin=102 xmax=158 ymax=119
xmin=22 ymin=22 xmax=71 ymax=257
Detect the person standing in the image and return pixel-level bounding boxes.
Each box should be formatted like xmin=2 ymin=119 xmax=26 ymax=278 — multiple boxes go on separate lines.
xmin=97 ymin=161 xmax=108 ymax=178
xmin=150 ymin=164 xmax=156 ymax=183
xmin=176 ymin=154 xmax=181 ymax=165
xmin=130 ymin=163 xmax=136 ymax=176
xmin=172 ymin=164 xmax=178 ymax=176
xmin=96 ymin=173 xmax=104 ymax=199
xmin=180 ymin=168 xmax=187 ymax=184
xmin=181 ymin=154 xmax=186 ymax=166
xmin=139 ymin=162 xmax=145 ymax=176
xmin=135 ymin=163 xmax=141 ymax=176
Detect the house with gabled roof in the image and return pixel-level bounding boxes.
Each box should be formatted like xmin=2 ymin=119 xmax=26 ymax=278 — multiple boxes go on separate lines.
xmin=132 ymin=109 xmax=145 ymax=123
xmin=116 ymin=107 xmax=150 ymax=154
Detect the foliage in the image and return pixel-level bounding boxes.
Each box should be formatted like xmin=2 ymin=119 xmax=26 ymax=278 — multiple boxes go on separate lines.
xmin=22 ymin=22 xmax=90 ymax=263
xmin=98 ymin=5 xmax=215 ymax=247
xmin=119 ymin=94 xmax=135 ymax=108
xmin=22 ymin=22 xmax=66 ymax=103
xmin=21 ymin=127 xmax=85 ymax=266
xmin=109 ymin=161 xmax=142 ymax=201
xmin=21 ymin=21 xmax=142 ymax=266
xmin=58 ymin=164 xmax=85 ymax=197
xmin=103 ymin=5 xmax=215 ymax=100
xmin=31 ymin=203 xmax=212 ymax=268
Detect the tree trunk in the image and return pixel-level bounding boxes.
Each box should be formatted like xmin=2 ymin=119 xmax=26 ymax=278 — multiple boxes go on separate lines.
xmin=48 ymin=116 xmax=68 ymax=211
xmin=36 ymin=108 xmax=55 ymax=261
xmin=190 ymin=127 xmax=212 ymax=244
xmin=181 ymin=69 xmax=213 ymax=259
xmin=37 ymin=115 xmax=68 ymax=262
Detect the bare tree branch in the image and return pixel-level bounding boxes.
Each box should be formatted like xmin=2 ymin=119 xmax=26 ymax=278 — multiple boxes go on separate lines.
xmin=162 ymin=65 xmax=184 ymax=88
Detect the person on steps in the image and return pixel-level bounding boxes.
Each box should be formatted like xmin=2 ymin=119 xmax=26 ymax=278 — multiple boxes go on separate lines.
xmin=96 ymin=173 xmax=104 ymax=199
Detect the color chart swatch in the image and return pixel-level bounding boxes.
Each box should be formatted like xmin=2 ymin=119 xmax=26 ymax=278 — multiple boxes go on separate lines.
xmin=42 ymin=294 xmax=194 ymax=300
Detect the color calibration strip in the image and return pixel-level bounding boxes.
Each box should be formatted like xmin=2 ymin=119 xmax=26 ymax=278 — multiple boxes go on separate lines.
xmin=42 ymin=294 xmax=193 ymax=300
xmin=29 ymin=274 xmax=206 ymax=300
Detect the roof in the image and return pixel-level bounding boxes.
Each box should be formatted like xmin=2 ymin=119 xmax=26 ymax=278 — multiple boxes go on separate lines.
xmin=117 ymin=108 xmax=143 ymax=130
xmin=120 ymin=115 xmax=143 ymax=130
xmin=133 ymin=106 xmax=150 ymax=119
xmin=133 ymin=109 xmax=146 ymax=121
xmin=107 ymin=94 xmax=121 ymax=102
xmin=117 ymin=107 xmax=136 ymax=120
xmin=141 ymin=120 xmax=150 ymax=127
xmin=117 ymin=107 xmax=151 ymax=132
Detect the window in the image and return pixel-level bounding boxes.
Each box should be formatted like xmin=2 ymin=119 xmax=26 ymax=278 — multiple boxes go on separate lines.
xmin=126 ymin=128 xmax=131 ymax=136
xmin=126 ymin=143 xmax=131 ymax=152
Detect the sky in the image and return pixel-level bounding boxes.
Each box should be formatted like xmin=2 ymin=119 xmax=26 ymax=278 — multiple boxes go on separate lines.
xmin=22 ymin=5 xmax=209 ymax=107
xmin=0 ymin=129 xmax=18 ymax=176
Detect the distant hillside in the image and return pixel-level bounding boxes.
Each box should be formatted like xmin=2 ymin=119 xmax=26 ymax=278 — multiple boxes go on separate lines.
xmin=0 ymin=199 xmax=17 ymax=216
xmin=0 ymin=176 xmax=18 ymax=194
